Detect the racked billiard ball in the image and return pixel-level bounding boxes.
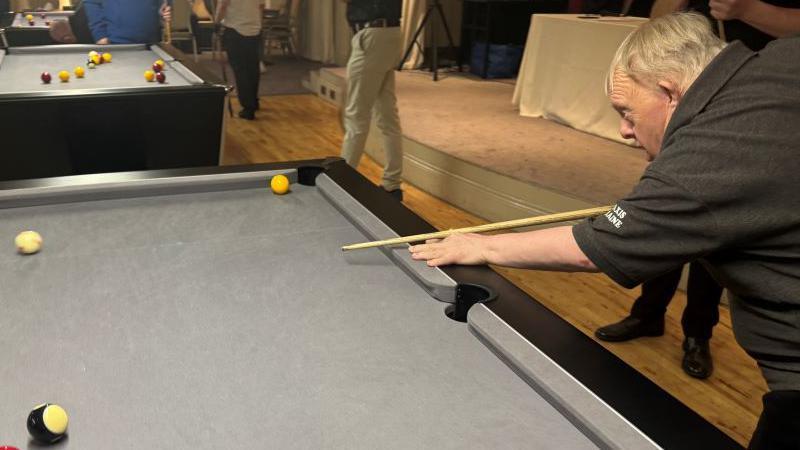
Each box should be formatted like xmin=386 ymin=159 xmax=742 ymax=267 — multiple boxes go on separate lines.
xmin=40 ymin=72 xmax=51 ymax=84
xmin=102 ymin=52 xmax=112 ymax=63
xmin=88 ymin=62 xmax=96 ymax=69
xmin=27 ymin=403 xmax=69 ymax=444
xmin=156 ymin=72 xmax=166 ymax=83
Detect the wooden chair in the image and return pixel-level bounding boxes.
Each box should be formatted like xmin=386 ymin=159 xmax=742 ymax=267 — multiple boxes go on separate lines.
xmin=170 ymin=0 xmax=199 ymax=61
xmin=262 ymin=0 xmax=296 ymax=60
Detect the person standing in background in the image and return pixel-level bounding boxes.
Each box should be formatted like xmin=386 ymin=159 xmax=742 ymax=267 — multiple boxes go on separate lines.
xmin=216 ymin=0 xmax=265 ymax=120
xmin=340 ymin=0 xmax=405 ymax=201
xmin=83 ymin=0 xmax=171 ymax=44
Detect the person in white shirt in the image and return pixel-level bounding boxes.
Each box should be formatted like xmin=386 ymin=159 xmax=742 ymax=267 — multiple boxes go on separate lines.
xmin=216 ymin=0 xmax=265 ymax=120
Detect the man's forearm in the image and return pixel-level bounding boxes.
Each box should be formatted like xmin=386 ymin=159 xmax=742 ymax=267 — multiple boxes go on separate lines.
xmin=215 ymin=0 xmax=230 ymax=22
xmin=483 ymin=226 xmax=598 ymax=272
xmin=740 ymin=1 xmax=800 ymax=37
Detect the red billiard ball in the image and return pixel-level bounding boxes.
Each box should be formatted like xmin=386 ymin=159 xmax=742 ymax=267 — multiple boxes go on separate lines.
xmin=40 ymin=72 xmax=51 ymax=84
xmin=28 ymin=21 xmax=35 ymax=26
xmin=156 ymin=72 xmax=166 ymax=83
xmin=40 ymin=13 xmax=46 ymax=19
xmin=152 ymin=62 xmax=162 ymax=73
xmin=45 ymin=20 xmax=50 ymax=26
xmin=0 ymin=446 xmax=20 ymax=450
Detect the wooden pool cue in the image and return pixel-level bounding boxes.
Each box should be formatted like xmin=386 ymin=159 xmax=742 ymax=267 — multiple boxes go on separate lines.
xmin=717 ymin=20 xmax=726 ymax=42
xmin=341 ymin=205 xmax=613 ymax=252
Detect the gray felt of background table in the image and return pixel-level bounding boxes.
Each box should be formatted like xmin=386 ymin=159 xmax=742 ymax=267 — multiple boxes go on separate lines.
xmin=0 ymin=44 xmax=195 ymax=94
xmin=10 ymin=11 xmax=73 ymax=28
xmin=0 ymin=180 xmax=597 ymax=449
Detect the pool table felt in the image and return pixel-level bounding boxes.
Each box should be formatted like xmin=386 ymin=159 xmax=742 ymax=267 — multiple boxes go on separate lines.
xmin=0 ymin=46 xmax=195 ymax=94
xmin=0 ymin=183 xmax=595 ymax=449
xmin=11 ymin=11 xmax=73 ymax=28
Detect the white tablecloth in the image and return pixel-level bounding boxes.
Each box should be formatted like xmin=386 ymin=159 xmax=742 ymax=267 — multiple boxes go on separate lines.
xmin=512 ymin=14 xmax=647 ymax=144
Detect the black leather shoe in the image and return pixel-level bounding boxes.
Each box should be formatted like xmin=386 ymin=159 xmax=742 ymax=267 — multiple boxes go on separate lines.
xmin=384 ymin=188 xmax=403 ymax=202
xmin=682 ymin=337 xmax=713 ymax=379
xmin=238 ymin=109 xmax=255 ymax=120
xmin=595 ymin=316 xmax=664 ymax=342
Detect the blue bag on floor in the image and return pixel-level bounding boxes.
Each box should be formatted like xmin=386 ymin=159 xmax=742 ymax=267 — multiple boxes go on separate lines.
xmin=469 ymin=42 xmax=523 ymax=79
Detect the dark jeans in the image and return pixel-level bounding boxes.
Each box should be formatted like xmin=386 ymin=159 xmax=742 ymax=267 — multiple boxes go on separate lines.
xmin=630 ymin=262 xmax=723 ymax=340
xmin=223 ymin=28 xmax=261 ymax=113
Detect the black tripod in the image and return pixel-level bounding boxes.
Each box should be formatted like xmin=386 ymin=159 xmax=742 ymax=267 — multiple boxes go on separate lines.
xmin=397 ymin=0 xmax=458 ymax=81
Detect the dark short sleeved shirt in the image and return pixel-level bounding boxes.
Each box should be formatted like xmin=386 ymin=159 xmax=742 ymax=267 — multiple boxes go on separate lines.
xmin=347 ymin=0 xmax=402 ymax=24
xmin=573 ymin=38 xmax=800 ymax=306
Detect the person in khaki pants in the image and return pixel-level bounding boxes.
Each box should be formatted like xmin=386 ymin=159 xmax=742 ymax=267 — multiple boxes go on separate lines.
xmin=341 ymin=0 xmax=404 ymax=200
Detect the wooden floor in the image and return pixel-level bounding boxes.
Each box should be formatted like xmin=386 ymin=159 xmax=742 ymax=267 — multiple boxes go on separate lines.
xmin=222 ymin=94 xmax=766 ymax=446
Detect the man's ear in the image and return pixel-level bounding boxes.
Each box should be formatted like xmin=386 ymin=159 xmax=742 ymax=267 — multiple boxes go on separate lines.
xmin=657 ymin=79 xmax=682 ymax=109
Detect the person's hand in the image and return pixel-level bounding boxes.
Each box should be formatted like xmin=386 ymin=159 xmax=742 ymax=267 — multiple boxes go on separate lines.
xmin=160 ymin=4 xmax=172 ymax=22
xmin=409 ymin=233 xmax=489 ymax=267
xmin=96 ymin=37 xmax=110 ymax=45
xmin=709 ymin=0 xmax=757 ymax=20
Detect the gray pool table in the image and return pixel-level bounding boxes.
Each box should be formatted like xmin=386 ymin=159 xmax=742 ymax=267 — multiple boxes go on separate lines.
xmin=0 ymin=11 xmax=74 ymax=47
xmin=0 ymin=44 xmax=228 ymax=182
xmin=0 ymin=160 xmax=740 ymax=449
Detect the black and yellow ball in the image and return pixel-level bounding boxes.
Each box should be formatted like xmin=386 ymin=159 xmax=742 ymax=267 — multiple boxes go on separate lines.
xmin=27 ymin=403 xmax=68 ymax=443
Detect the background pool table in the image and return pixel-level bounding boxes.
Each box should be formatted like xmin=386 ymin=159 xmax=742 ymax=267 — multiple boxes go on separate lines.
xmin=0 ymin=44 xmax=228 ymax=182
xmin=0 ymin=11 xmax=74 ymax=47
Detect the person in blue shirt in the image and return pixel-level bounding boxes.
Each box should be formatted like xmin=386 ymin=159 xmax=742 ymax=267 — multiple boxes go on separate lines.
xmin=83 ymin=0 xmax=172 ymax=44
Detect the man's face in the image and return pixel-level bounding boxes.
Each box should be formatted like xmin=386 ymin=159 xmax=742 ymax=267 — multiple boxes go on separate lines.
xmin=609 ymin=70 xmax=679 ymax=161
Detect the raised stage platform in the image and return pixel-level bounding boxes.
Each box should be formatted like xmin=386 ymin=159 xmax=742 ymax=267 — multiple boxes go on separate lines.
xmin=312 ymin=67 xmax=648 ymax=225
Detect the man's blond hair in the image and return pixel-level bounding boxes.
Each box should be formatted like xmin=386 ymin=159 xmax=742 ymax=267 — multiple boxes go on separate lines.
xmin=607 ymin=12 xmax=726 ymax=94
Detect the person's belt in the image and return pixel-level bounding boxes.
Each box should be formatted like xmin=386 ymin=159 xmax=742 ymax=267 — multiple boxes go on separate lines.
xmin=351 ymin=18 xmax=400 ymax=33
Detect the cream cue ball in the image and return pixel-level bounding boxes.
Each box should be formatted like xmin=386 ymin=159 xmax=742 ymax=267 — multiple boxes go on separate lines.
xmin=15 ymin=231 xmax=43 ymax=255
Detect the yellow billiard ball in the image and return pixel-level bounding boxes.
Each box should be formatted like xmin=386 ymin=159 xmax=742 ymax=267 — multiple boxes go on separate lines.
xmin=58 ymin=70 xmax=69 ymax=82
xmin=270 ymin=174 xmax=290 ymax=195
xmin=90 ymin=54 xmax=101 ymax=65
xmin=25 ymin=14 xmax=34 ymax=21
xmin=15 ymin=230 xmax=43 ymax=255
xmin=88 ymin=50 xmax=98 ymax=58
xmin=144 ymin=70 xmax=155 ymax=82
xmin=102 ymin=52 xmax=112 ymax=63
xmin=74 ymin=66 xmax=85 ymax=78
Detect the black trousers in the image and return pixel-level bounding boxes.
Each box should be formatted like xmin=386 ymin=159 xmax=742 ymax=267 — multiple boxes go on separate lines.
xmin=630 ymin=262 xmax=723 ymax=340
xmin=223 ymin=28 xmax=262 ymax=113
xmin=749 ymin=390 xmax=800 ymax=449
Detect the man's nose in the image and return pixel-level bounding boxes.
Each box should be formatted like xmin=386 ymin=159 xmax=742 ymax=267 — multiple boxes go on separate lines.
xmin=619 ymin=119 xmax=635 ymax=140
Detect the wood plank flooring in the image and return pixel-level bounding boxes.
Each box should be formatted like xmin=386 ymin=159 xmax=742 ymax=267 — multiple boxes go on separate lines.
xmin=222 ymin=94 xmax=766 ymax=446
